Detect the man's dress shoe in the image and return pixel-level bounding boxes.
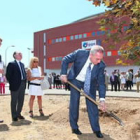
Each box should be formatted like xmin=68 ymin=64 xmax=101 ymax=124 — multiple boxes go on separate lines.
xmin=94 ymin=131 xmax=103 ymax=138
xmin=12 ymin=118 xmax=18 ymax=122
xmin=18 ymin=115 xmax=25 ymax=120
xmin=72 ymin=129 xmax=82 ymax=135
xmin=0 ymin=120 xmax=3 ymax=123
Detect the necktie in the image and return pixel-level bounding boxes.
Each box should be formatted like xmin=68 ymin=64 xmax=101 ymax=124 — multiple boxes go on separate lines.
xmin=19 ymin=62 xmax=26 ymax=80
xmin=84 ymin=63 xmax=92 ymax=95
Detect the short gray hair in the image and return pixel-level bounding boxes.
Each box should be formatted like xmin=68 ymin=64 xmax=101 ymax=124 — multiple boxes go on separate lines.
xmin=90 ymin=45 xmax=104 ymax=55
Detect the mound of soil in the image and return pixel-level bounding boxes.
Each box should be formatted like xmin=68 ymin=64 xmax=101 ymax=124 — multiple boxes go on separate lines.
xmin=0 ymin=95 xmax=140 ymax=140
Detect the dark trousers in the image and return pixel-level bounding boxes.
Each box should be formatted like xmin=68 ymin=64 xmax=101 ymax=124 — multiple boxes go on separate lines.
xmin=126 ymin=80 xmax=132 ymax=90
xmin=10 ymin=81 xmax=26 ymax=119
xmin=111 ymin=82 xmax=117 ymax=91
xmin=117 ymin=81 xmax=120 ymax=91
xmin=69 ymin=79 xmax=100 ymax=132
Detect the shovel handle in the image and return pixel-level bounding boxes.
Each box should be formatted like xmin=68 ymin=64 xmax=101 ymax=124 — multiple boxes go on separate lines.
xmin=67 ymin=81 xmax=124 ymax=126
xmin=67 ymin=81 xmax=99 ymax=106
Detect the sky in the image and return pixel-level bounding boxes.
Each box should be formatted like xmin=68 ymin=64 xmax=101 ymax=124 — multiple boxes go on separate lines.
xmin=0 ymin=0 xmax=107 ymax=67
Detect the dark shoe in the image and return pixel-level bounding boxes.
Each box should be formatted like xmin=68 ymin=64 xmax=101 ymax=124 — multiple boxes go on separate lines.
xmin=18 ymin=115 xmax=25 ymax=120
xmin=12 ymin=118 xmax=18 ymax=122
xmin=94 ymin=131 xmax=103 ymax=138
xmin=39 ymin=109 xmax=44 ymax=116
xmin=72 ymin=129 xmax=82 ymax=135
xmin=29 ymin=111 xmax=34 ymax=118
xmin=0 ymin=120 xmax=3 ymax=123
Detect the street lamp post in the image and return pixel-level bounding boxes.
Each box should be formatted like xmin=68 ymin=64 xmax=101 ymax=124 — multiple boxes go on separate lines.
xmin=5 ymin=45 xmax=15 ymax=67
xmin=27 ymin=48 xmax=32 ymax=62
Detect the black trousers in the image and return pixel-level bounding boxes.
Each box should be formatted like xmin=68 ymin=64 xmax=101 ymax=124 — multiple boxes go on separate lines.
xmin=10 ymin=81 xmax=26 ymax=119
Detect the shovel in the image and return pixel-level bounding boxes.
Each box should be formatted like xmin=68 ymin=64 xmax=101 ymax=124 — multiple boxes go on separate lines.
xmin=67 ymin=81 xmax=124 ymax=126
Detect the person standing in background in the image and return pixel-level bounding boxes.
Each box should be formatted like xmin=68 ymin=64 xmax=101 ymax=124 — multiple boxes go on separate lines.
xmin=48 ymin=73 xmax=52 ymax=89
xmin=0 ymin=73 xmax=6 ymax=94
xmin=104 ymin=70 xmax=109 ymax=91
xmin=126 ymin=69 xmax=133 ymax=90
xmin=0 ymin=37 xmax=4 ymax=123
xmin=110 ymin=72 xmax=115 ymax=91
xmin=27 ymin=57 xmax=44 ymax=118
xmin=116 ymin=69 xmax=121 ymax=91
xmin=134 ymin=70 xmax=140 ymax=93
xmin=6 ymin=52 xmax=26 ymax=122
xmin=120 ymin=72 xmax=126 ymax=90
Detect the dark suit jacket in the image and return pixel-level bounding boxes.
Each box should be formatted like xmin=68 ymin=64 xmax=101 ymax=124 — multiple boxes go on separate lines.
xmin=61 ymin=49 xmax=106 ymax=99
xmin=6 ymin=60 xmax=26 ymax=91
xmin=110 ymin=75 xmax=118 ymax=84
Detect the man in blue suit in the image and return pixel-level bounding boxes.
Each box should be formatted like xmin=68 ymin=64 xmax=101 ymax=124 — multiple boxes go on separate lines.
xmin=6 ymin=52 xmax=26 ymax=122
xmin=60 ymin=45 xmax=106 ymax=138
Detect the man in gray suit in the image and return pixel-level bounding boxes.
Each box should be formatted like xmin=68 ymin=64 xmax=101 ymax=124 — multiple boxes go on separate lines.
xmin=6 ymin=52 xmax=26 ymax=122
xmin=60 ymin=45 xmax=106 ymax=138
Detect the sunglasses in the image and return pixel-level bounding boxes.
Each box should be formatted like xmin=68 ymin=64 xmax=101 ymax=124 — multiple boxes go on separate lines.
xmin=34 ymin=61 xmax=38 ymax=63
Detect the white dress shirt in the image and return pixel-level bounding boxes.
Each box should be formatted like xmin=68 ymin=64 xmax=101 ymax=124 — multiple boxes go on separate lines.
xmin=76 ymin=57 xmax=105 ymax=101
xmin=76 ymin=57 xmax=93 ymax=82
xmin=16 ymin=60 xmax=24 ymax=80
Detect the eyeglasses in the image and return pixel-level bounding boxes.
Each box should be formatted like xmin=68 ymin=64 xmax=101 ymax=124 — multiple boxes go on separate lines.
xmin=33 ymin=61 xmax=38 ymax=63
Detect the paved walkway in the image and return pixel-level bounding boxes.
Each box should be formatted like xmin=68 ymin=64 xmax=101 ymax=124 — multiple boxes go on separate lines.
xmin=1 ymin=84 xmax=140 ymax=98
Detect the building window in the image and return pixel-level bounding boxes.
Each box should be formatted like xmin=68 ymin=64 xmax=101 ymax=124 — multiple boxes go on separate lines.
xmin=87 ymin=32 xmax=91 ymax=37
xmin=56 ymin=38 xmax=59 ymax=42
xmin=92 ymin=32 xmax=96 ymax=36
xmin=43 ymin=33 xmax=46 ymax=43
xmin=83 ymin=33 xmax=87 ymax=38
xmin=52 ymin=39 xmax=55 ymax=44
xmin=97 ymin=31 xmax=102 ymax=36
xmin=55 ymin=57 xmax=59 ymax=61
xmin=118 ymin=51 xmax=121 ymax=55
xmin=48 ymin=57 xmax=52 ymax=61
xmin=59 ymin=38 xmax=62 ymax=42
xmin=52 ymin=57 xmax=55 ymax=61
xmin=75 ymin=35 xmax=79 ymax=39
xmin=101 ymin=31 xmax=105 ymax=35
xmin=48 ymin=39 xmax=51 ymax=44
xmin=79 ymin=34 xmax=82 ymax=39
xmin=70 ymin=36 xmax=74 ymax=40
xmin=107 ymin=51 xmax=112 ymax=56
xmin=112 ymin=50 xmax=117 ymax=56
xmin=43 ymin=45 xmax=46 ymax=56
xmin=63 ymin=37 xmax=66 ymax=41
xmin=66 ymin=36 xmax=70 ymax=41
xmin=58 ymin=57 xmax=63 ymax=61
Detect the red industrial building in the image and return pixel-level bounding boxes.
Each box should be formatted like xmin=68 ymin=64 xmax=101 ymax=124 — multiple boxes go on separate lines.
xmin=34 ymin=13 xmax=139 ymax=75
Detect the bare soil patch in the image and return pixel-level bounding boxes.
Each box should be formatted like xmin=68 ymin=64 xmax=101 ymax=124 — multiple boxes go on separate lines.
xmin=0 ymin=95 xmax=140 ymax=140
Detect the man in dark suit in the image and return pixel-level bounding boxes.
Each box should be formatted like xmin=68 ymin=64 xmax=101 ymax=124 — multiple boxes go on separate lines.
xmin=0 ymin=37 xmax=4 ymax=123
xmin=110 ymin=72 xmax=118 ymax=91
xmin=6 ymin=51 xmax=26 ymax=122
xmin=60 ymin=45 xmax=106 ymax=138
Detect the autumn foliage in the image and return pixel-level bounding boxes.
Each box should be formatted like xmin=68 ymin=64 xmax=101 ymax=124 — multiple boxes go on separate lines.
xmin=88 ymin=0 xmax=140 ymax=65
